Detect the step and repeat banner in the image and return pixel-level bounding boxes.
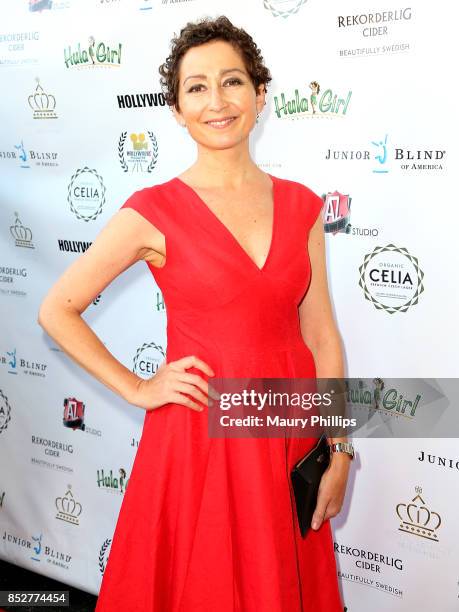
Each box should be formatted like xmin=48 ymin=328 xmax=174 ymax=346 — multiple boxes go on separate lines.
xmin=0 ymin=0 xmax=457 ymax=610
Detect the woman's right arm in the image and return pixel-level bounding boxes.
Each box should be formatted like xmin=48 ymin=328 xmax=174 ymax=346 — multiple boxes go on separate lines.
xmin=37 ymin=208 xmax=215 ymax=411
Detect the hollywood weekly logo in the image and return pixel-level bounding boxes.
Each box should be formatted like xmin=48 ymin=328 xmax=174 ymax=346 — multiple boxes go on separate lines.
xmin=274 ymin=81 xmax=352 ymax=119
xmin=118 ymin=131 xmax=158 ymax=173
xmin=64 ymin=37 xmax=122 ymax=68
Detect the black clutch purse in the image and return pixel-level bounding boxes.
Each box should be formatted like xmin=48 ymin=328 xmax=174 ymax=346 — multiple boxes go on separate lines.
xmin=290 ymin=433 xmax=330 ymax=537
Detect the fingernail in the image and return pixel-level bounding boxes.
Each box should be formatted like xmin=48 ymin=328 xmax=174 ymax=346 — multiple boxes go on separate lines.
xmin=312 ymin=521 xmax=319 ymax=530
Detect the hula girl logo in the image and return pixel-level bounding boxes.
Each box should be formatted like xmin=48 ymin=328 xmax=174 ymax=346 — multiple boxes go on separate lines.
xmin=64 ymin=37 xmax=122 ymax=69
xmin=274 ymin=80 xmax=352 ymax=119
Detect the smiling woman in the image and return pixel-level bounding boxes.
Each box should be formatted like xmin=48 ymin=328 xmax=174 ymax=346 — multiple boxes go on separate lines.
xmin=37 ymin=14 xmax=348 ymax=612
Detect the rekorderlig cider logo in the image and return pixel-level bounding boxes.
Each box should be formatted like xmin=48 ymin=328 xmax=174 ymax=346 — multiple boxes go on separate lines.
xmin=64 ymin=37 xmax=122 ymax=69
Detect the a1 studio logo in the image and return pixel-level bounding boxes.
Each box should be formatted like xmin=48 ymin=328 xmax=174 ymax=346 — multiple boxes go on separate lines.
xmin=323 ymin=191 xmax=352 ymax=235
xmin=63 ymin=397 xmax=85 ymax=431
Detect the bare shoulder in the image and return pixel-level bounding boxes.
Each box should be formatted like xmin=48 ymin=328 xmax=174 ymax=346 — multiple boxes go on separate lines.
xmin=115 ymin=206 xmax=166 ymax=265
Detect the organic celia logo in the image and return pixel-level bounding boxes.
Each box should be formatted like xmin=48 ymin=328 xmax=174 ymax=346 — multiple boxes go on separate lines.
xmin=67 ymin=167 xmax=106 ymax=222
xmin=133 ymin=342 xmax=166 ymax=378
xmin=64 ymin=37 xmax=122 ymax=68
xmin=118 ymin=131 xmax=158 ymax=173
xmin=263 ymin=0 xmax=308 ymax=18
xmin=274 ymin=81 xmax=352 ymax=119
xmin=359 ymin=244 xmax=424 ymax=314
xmin=0 ymin=390 xmax=12 ymax=434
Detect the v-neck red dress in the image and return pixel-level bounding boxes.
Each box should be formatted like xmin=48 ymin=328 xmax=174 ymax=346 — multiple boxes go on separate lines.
xmin=95 ymin=174 xmax=343 ymax=612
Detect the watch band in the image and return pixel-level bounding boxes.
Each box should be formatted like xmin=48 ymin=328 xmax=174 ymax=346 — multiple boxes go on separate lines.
xmin=328 ymin=441 xmax=355 ymax=460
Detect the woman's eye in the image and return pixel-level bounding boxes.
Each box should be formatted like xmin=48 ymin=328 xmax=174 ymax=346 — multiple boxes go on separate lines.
xmin=224 ymin=78 xmax=242 ymax=86
xmin=187 ymin=78 xmax=242 ymax=93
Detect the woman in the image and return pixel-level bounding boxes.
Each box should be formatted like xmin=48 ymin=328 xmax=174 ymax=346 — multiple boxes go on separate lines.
xmin=38 ymin=15 xmax=350 ymax=612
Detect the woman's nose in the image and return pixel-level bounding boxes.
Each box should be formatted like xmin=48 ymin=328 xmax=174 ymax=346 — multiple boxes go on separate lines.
xmin=208 ymin=86 xmax=227 ymax=111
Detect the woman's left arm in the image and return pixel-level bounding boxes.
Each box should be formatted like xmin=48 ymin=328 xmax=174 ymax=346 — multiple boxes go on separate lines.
xmin=298 ymin=212 xmax=351 ymax=530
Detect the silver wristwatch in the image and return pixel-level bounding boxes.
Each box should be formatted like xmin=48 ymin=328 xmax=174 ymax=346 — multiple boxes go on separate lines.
xmin=328 ymin=441 xmax=355 ymax=460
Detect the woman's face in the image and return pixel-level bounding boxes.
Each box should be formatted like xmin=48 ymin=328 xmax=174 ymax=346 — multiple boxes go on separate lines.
xmin=173 ymin=39 xmax=265 ymax=151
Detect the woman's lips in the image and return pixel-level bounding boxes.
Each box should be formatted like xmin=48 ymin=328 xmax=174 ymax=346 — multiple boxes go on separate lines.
xmin=205 ymin=116 xmax=237 ymax=128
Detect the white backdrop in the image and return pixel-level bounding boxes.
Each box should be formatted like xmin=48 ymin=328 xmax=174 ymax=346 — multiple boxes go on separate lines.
xmin=0 ymin=1 xmax=457 ymax=610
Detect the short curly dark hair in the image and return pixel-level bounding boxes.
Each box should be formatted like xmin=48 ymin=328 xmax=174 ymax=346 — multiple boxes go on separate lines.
xmin=158 ymin=15 xmax=272 ymax=113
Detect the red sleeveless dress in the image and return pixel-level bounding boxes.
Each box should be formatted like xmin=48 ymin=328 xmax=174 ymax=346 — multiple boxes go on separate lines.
xmin=95 ymin=174 xmax=343 ymax=611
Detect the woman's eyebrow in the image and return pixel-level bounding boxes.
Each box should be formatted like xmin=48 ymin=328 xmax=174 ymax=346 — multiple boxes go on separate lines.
xmin=183 ymin=67 xmax=246 ymax=85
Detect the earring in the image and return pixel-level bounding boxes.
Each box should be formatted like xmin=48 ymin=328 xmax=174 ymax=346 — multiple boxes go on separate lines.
xmin=256 ymin=113 xmax=260 ymax=124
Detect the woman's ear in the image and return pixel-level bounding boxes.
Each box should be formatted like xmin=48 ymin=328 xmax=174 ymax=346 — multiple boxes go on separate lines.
xmin=171 ymin=105 xmax=186 ymax=127
xmin=255 ymin=84 xmax=266 ymax=115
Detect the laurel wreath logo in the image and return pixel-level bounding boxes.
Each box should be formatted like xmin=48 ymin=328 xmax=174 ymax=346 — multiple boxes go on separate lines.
xmin=118 ymin=131 xmax=158 ymax=173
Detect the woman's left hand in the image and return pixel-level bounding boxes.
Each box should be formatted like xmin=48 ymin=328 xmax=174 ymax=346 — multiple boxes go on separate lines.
xmin=310 ymin=454 xmax=351 ymax=530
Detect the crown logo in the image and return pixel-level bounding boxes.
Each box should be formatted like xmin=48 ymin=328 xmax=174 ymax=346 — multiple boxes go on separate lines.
xmin=55 ymin=485 xmax=82 ymax=525
xmin=28 ymin=77 xmax=57 ymax=119
xmin=10 ymin=213 xmax=34 ymax=249
xmin=396 ymin=486 xmax=441 ymax=541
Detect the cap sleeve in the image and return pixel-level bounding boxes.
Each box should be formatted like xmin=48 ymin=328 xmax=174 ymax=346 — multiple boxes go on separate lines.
xmin=119 ymin=186 xmax=167 ymax=235
xmin=299 ymin=184 xmax=324 ymax=230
